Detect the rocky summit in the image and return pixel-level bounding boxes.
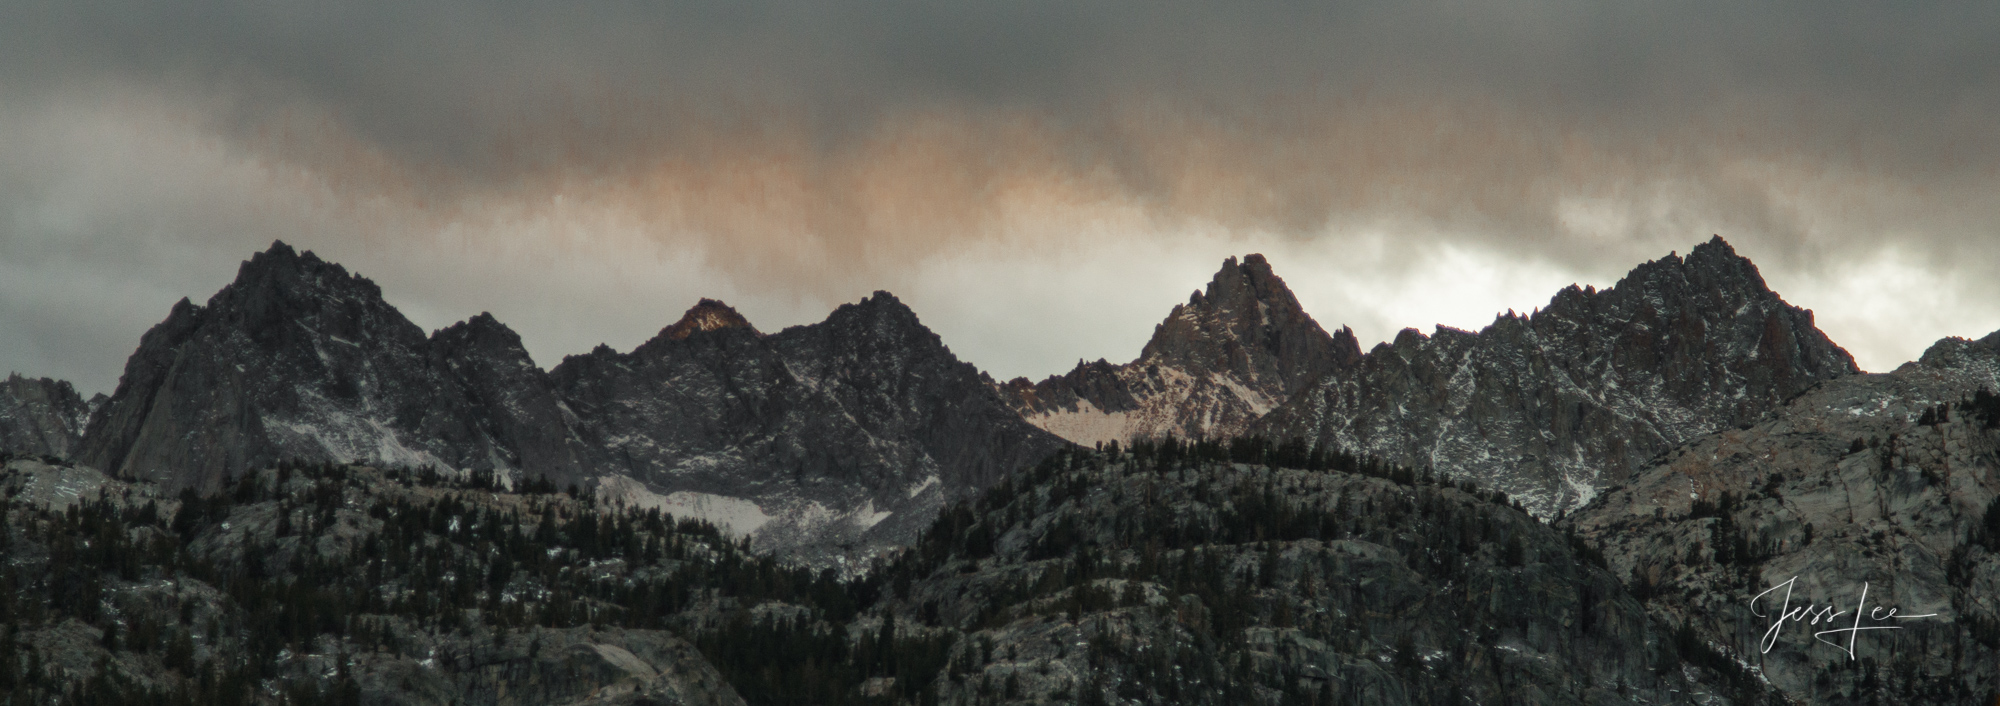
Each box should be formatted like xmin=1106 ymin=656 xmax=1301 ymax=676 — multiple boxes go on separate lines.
xmin=553 ymin=292 xmax=1065 ymax=564
xmin=74 ymin=242 xmax=593 ymax=494
xmin=996 ymin=254 xmax=1359 ymax=446
xmin=771 ymin=441 xmax=1782 ymax=705
xmin=7 ymin=235 xmax=1997 ymax=705
xmin=1256 ymin=236 xmax=1858 ymax=516
xmin=68 ymin=242 xmax=1062 ymax=565
xmin=0 ymin=457 xmax=765 ymax=706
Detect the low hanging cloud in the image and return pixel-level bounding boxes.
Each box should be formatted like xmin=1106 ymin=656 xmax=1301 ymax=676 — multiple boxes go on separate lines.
xmin=2 ymin=0 xmax=1998 ymax=393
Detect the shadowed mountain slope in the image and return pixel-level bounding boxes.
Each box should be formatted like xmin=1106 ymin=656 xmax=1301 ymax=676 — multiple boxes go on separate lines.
xmin=74 ymin=242 xmax=1064 ymax=562
xmin=74 ymin=242 xmax=585 ymax=492
xmin=553 ymin=292 xmax=1066 ymax=562
xmin=0 ymin=374 xmax=94 ymax=458
xmin=1563 ymin=330 xmax=2000 ymax=705
xmin=1256 ymin=236 xmax=1857 ymax=515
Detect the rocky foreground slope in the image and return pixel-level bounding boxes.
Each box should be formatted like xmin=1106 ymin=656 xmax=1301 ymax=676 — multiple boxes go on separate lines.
xmin=1257 ymin=236 xmax=1857 ymax=516
xmin=1565 ymin=331 xmax=2000 ymax=705
xmin=3 ymin=439 xmax=1807 ymax=706
xmin=11 ymin=423 xmax=1997 ymax=704
xmin=854 ymin=441 xmax=1787 ymax=706
xmin=0 ymin=456 xmax=765 ymax=706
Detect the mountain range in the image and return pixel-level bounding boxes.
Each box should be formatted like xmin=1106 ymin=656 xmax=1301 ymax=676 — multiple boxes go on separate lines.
xmin=0 ymin=237 xmax=1881 ymax=553
xmin=36 ymin=242 xmax=1062 ymax=564
xmin=2 ymin=236 xmax=1997 ymax=705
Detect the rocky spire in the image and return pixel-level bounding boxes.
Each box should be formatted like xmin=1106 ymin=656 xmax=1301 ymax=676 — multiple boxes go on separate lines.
xmin=1137 ymin=253 xmax=1348 ymax=398
xmin=999 ymin=254 xmax=1348 ymax=444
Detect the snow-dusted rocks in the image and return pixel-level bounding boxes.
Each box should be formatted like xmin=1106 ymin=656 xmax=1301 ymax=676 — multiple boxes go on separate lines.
xmin=1256 ymin=236 xmax=1858 ymax=516
xmin=72 ymin=242 xmax=1063 ymax=563
xmin=1563 ymin=329 xmax=2000 ymax=704
xmin=996 ymin=253 xmax=1358 ymax=445
xmin=75 ymin=242 xmax=565 ymax=491
xmin=0 ymin=374 xmax=93 ymax=458
xmin=559 ymin=292 xmax=1065 ymax=563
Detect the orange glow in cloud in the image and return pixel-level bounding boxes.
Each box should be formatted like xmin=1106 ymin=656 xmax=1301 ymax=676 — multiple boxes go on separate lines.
xmin=13 ymin=79 xmax=2000 ymax=391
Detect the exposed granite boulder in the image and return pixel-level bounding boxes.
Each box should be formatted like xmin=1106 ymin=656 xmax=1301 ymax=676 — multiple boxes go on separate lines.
xmin=1257 ymin=236 xmax=1858 ymax=516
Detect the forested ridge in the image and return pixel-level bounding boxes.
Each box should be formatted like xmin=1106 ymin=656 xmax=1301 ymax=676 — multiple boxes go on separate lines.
xmin=1 ymin=437 xmax=1778 ymax=705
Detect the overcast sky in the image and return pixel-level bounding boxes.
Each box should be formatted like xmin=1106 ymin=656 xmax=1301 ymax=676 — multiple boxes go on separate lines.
xmin=3 ymin=1 xmax=1998 ymax=395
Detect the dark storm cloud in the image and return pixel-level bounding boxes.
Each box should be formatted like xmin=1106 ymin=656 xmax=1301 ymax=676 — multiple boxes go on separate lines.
xmin=2 ymin=0 xmax=1999 ymax=391
xmin=13 ymin=0 xmax=1995 ymax=166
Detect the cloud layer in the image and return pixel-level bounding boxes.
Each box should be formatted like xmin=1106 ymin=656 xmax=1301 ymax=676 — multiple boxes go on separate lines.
xmin=3 ymin=1 xmax=1999 ymax=393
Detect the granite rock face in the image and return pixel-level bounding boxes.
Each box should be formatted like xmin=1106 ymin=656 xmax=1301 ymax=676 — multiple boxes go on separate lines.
xmin=1256 ymin=236 xmax=1858 ymax=516
xmin=0 ymin=374 xmax=92 ymax=458
xmin=75 ymin=242 xmax=1064 ymax=563
xmin=556 ymin=292 xmax=1066 ymax=563
xmin=1564 ymin=330 xmax=2000 ymax=705
xmin=74 ymin=242 xmax=589 ymax=493
xmin=997 ymin=254 xmax=1358 ymax=445
xmin=429 ymin=313 xmax=596 ymax=486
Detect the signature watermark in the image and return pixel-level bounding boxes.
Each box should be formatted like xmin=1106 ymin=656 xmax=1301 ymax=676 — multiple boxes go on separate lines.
xmin=1749 ymin=577 xmax=1938 ymax=659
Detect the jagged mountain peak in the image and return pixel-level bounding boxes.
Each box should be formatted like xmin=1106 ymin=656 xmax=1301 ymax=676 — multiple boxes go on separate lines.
xmin=432 ymin=312 xmax=530 ymax=356
xmin=834 ymin=290 xmax=918 ymax=320
xmin=438 ymin=311 xmax=509 ymax=334
xmin=806 ymin=291 xmax=939 ymax=349
xmin=77 ymin=244 xmax=549 ymax=490
xmin=1603 ymin=234 xmax=1776 ymax=306
xmin=1257 ymin=235 xmax=1858 ymax=516
xmin=661 ymin=299 xmax=759 ymax=341
xmin=1137 ymin=253 xmax=1338 ymax=387
xmin=225 ymin=240 xmax=381 ymax=303
xmin=196 ymin=240 xmax=422 ymax=353
xmin=1001 ymin=254 xmax=1346 ymax=444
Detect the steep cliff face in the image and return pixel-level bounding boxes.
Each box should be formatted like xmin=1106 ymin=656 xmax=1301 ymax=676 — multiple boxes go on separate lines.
xmin=0 ymin=374 xmax=92 ymax=458
xmin=74 ymin=242 xmax=584 ymax=491
xmin=71 ymin=243 xmax=1064 ymax=562
xmin=555 ymin=293 xmax=1066 ymax=563
xmin=1257 ymin=236 xmax=1858 ymax=515
xmin=1564 ymin=330 xmax=2000 ymax=705
xmin=429 ymin=313 xmax=596 ymax=488
xmin=998 ymin=254 xmax=1357 ymax=445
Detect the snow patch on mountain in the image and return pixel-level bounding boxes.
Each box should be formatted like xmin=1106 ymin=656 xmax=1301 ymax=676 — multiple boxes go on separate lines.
xmin=905 ymin=474 xmax=939 ymax=498
xmin=598 ymin=475 xmax=775 ymax=536
xmin=1025 ymin=400 xmax=1133 ymax=447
